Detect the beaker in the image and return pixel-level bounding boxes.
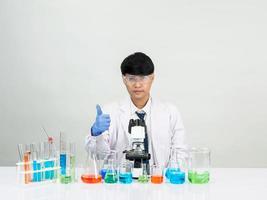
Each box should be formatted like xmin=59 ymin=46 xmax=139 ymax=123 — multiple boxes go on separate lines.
xmin=151 ymin=164 xmax=163 ymax=184
xmin=104 ymin=150 xmax=118 ymax=184
xmin=119 ymin=161 xmax=132 ymax=184
xmin=138 ymin=161 xmax=149 ymax=183
xmin=188 ymin=147 xmax=210 ymax=184
xmin=81 ymin=150 xmax=102 ymax=184
xmin=165 ymin=147 xmax=187 ymax=184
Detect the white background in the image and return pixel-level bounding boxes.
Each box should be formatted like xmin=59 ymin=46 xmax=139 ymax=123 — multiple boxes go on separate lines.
xmin=0 ymin=0 xmax=266 ymax=167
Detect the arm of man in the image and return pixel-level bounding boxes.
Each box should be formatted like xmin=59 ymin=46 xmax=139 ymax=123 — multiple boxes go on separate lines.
xmin=85 ymin=105 xmax=113 ymax=154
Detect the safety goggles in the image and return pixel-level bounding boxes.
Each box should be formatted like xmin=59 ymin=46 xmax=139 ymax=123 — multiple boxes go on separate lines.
xmin=123 ymin=74 xmax=152 ymax=84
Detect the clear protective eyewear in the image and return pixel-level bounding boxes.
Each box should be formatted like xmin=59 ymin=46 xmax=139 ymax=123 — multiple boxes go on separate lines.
xmin=123 ymin=74 xmax=152 ymax=84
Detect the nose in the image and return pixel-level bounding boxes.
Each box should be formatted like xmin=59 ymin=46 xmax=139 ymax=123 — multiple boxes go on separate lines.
xmin=134 ymin=81 xmax=142 ymax=88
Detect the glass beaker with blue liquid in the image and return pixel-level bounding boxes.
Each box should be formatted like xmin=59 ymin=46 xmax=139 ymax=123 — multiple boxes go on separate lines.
xmin=119 ymin=161 xmax=133 ymax=184
xmin=165 ymin=147 xmax=187 ymax=184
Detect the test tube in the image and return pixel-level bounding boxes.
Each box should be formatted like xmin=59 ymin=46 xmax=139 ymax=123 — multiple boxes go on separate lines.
xmin=49 ymin=140 xmax=56 ymax=180
xmin=31 ymin=143 xmax=42 ymax=182
xmin=70 ymin=142 xmax=76 ymax=182
xmin=17 ymin=144 xmax=24 ymax=162
xmin=24 ymin=144 xmax=31 ymax=184
xmin=60 ymin=132 xmax=67 ymax=176
xmin=43 ymin=141 xmax=54 ymax=180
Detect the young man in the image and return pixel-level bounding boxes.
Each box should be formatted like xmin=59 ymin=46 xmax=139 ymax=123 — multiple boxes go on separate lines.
xmin=85 ymin=52 xmax=186 ymax=167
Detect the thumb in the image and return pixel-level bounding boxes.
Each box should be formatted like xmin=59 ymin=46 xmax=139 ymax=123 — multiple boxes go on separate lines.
xmin=96 ymin=104 xmax=103 ymax=116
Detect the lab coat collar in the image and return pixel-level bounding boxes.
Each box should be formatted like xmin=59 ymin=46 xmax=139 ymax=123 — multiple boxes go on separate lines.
xmin=119 ymin=96 xmax=152 ymax=114
xmin=130 ymin=96 xmax=151 ymax=115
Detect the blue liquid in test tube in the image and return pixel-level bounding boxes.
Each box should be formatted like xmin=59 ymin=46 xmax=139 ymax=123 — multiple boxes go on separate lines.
xmin=60 ymin=154 xmax=66 ymax=175
xmin=33 ymin=160 xmax=42 ymax=182
xmin=45 ymin=160 xmax=55 ymax=179
xmin=31 ymin=143 xmax=42 ymax=182
xmin=60 ymin=132 xmax=67 ymax=176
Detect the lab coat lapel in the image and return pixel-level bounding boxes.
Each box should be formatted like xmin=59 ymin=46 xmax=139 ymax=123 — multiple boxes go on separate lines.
xmin=118 ymin=98 xmax=131 ymax=149
xmin=150 ymin=98 xmax=170 ymax=166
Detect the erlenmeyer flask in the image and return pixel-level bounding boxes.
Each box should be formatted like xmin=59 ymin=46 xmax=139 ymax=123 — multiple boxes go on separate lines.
xmin=81 ymin=150 xmax=102 ymax=184
xmin=104 ymin=150 xmax=118 ymax=184
xmin=165 ymin=147 xmax=187 ymax=184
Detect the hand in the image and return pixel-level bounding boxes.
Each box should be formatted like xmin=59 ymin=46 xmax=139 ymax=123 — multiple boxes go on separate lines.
xmin=91 ymin=104 xmax=111 ymax=136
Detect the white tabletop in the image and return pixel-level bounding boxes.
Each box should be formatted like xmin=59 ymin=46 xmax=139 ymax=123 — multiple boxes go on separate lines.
xmin=1 ymin=167 xmax=267 ymax=200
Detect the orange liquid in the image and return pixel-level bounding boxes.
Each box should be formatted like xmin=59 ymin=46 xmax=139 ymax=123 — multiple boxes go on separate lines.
xmin=23 ymin=152 xmax=31 ymax=184
xmin=151 ymin=175 xmax=163 ymax=184
xmin=81 ymin=174 xmax=102 ymax=184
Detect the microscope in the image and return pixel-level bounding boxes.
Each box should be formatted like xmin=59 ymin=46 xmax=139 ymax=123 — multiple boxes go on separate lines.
xmin=124 ymin=119 xmax=150 ymax=179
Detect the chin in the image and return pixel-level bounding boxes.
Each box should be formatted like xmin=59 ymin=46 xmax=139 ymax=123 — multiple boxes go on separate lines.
xmin=132 ymin=93 xmax=145 ymax=100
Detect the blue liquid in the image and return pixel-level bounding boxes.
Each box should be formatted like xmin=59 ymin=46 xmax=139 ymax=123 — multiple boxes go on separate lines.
xmin=104 ymin=170 xmax=118 ymax=183
xmin=119 ymin=172 xmax=132 ymax=184
xmin=60 ymin=154 xmax=66 ymax=175
xmin=44 ymin=160 xmax=55 ymax=179
xmin=100 ymin=169 xmax=107 ymax=179
xmin=169 ymin=170 xmax=185 ymax=184
xmin=32 ymin=161 xmax=41 ymax=182
xmin=165 ymin=168 xmax=180 ymax=179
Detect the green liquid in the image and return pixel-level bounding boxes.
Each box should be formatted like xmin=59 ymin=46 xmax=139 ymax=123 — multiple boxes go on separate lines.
xmin=60 ymin=175 xmax=72 ymax=184
xmin=138 ymin=175 xmax=149 ymax=183
xmin=188 ymin=171 xmax=209 ymax=184
xmin=104 ymin=172 xmax=118 ymax=183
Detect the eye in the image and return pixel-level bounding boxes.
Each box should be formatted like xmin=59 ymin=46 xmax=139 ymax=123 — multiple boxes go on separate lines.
xmin=140 ymin=76 xmax=146 ymax=81
xmin=128 ymin=77 xmax=135 ymax=82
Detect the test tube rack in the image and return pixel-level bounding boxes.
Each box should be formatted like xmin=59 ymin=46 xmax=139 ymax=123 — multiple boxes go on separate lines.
xmin=16 ymin=157 xmax=60 ymax=184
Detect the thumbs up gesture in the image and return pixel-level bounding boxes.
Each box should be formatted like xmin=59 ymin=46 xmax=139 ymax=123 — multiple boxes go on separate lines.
xmin=91 ymin=104 xmax=111 ymax=136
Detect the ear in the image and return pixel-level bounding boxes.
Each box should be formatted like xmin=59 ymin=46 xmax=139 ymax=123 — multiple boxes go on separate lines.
xmin=122 ymin=75 xmax=127 ymax=85
xmin=150 ymin=73 xmax=155 ymax=82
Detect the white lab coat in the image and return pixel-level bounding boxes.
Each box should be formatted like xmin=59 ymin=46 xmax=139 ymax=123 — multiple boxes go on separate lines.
xmin=85 ymin=96 xmax=186 ymax=166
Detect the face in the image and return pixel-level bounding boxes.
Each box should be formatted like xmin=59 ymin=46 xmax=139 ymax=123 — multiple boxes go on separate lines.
xmin=123 ymin=73 xmax=154 ymax=101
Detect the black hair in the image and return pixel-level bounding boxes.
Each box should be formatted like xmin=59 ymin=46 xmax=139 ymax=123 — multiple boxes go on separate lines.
xmin=120 ymin=52 xmax=154 ymax=76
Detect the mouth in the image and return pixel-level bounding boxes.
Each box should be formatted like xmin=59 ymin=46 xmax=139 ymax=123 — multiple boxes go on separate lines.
xmin=133 ymin=90 xmax=144 ymax=94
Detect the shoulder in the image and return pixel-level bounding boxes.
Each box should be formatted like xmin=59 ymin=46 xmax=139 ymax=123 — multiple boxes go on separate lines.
xmin=152 ymin=97 xmax=180 ymax=114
